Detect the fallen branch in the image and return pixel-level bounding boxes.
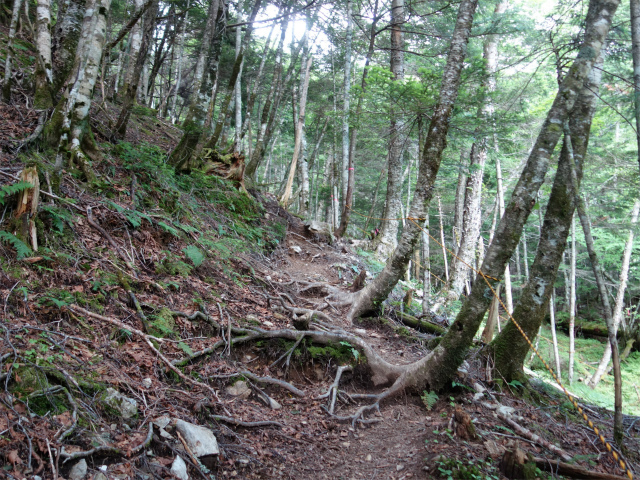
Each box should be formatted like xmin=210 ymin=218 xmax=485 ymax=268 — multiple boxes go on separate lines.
xmin=206 ymin=413 xmax=283 ymax=428
xmin=239 ymin=370 xmax=305 ymax=397
xmin=532 ymin=457 xmax=631 ymax=480
xmin=396 ymin=311 xmax=446 ymax=335
xmin=495 ymin=410 xmax=572 ymax=462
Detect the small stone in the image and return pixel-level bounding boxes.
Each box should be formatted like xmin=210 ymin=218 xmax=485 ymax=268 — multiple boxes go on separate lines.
xmin=142 ymin=377 xmax=152 ymax=389
xmin=175 ymin=419 xmax=219 ymax=457
xmin=159 ymin=428 xmax=174 ymax=439
xmin=342 ymin=442 xmax=350 ymax=447
xmin=68 ymin=459 xmax=87 ymax=480
xmin=170 ymin=455 xmax=189 ymax=480
xmin=263 ymin=321 xmax=274 ymax=327
xmin=365 ymin=454 xmax=372 ymax=462
xmin=226 ymin=380 xmax=251 ymax=398
xmin=354 ymin=329 xmax=367 ymax=336
xmin=99 ymin=465 xmax=108 ymax=472
xmin=110 ymin=424 xmax=117 ymax=431
xmin=93 ymin=473 xmax=108 ymax=480
xmin=497 ymin=405 xmax=515 ymax=417
xmin=101 ymin=388 xmax=138 ymax=424
xmin=267 ymin=396 xmax=281 ymax=410
xmin=396 ymin=464 xmax=404 ymax=472
xmin=266 ymin=275 xmax=271 ymax=281
xmin=289 ymin=245 xmax=302 ymax=254
xmin=246 ymin=314 xmax=258 ymax=323
xmin=153 ymin=415 xmax=171 ymax=429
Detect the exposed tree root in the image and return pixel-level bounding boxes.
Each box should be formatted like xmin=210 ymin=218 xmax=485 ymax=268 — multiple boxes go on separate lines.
xmin=317 ymin=365 xmax=352 ymax=414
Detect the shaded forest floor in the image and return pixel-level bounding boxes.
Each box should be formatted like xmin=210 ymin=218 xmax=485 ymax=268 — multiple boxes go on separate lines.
xmin=1 ymin=33 xmax=640 ymax=480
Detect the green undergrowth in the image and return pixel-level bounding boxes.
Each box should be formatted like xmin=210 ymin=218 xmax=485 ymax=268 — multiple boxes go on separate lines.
xmin=527 ymin=324 xmax=640 ymax=416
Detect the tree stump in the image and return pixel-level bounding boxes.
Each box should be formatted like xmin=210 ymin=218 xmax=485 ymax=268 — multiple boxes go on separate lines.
xmin=13 ymin=167 xmax=40 ymax=251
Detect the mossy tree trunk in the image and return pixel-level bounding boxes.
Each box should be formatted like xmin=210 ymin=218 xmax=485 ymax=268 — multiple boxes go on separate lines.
xmin=48 ymin=0 xmax=112 ymax=185
xmin=112 ymin=0 xmax=159 ymax=139
xmin=167 ymin=0 xmax=223 ymax=169
xmin=34 ymin=0 xmax=54 ymax=108
xmin=487 ymin=51 xmax=603 ymax=382
xmin=51 ymin=0 xmax=86 ymax=96
xmin=1 ymin=0 xmax=24 ymax=102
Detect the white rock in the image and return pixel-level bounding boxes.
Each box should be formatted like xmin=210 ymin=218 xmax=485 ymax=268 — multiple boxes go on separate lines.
xmin=226 ymin=381 xmax=251 ymax=399
xmin=473 ymin=382 xmax=486 ymax=394
xmin=175 ymin=419 xmax=219 ymax=457
xmin=267 ymin=396 xmax=281 ymax=410
xmin=289 ymin=245 xmax=302 ymax=254
xmin=68 ymin=459 xmax=87 ymax=480
xmin=365 ymin=454 xmax=372 ymax=462
xmin=142 ymin=377 xmax=152 ymax=389
xmin=170 ymin=455 xmax=189 ymax=480
xmin=153 ymin=415 xmax=171 ymax=430
xmin=101 ymin=388 xmax=138 ymax=423
xmin=473 ymin=392 xmax=484 ymax=401
xmin=497 ymin=405 xmax=515 ymax=417
xmin=354 ymin=329 xmax=367 ymax=336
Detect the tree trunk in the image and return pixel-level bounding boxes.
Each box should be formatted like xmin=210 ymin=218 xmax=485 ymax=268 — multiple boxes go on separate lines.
xmin=340 ymin=0 xmax=353 ymax=208
xmin=169 ymin=0 xmax=189 ymax=123
xmin=550 ymin=289 xmax=561 ymax=381
xmin=122 ymin=0 xmax=144 ymax=94
xmin=34 ymin=0 xmax=54 ymax=108
xmin=50 ymin=0 xmax=86 ymax=95
xmin=206 ymin=0 xmax=262 ymax=151
xmin=167 ymin=0 xmax=223 ymax=169
xmin=233 ymin=0 xmax=244 ymax=151
xmin=280 ymin=55 xmax=312 ymax=206
xmin=587 ymin=200 xmax=640 ymax=387
xmin=422 ymin=214 xmax=431 ymax=314
xmin=47 ymin=0 xmax=112 ymax=185
xmin=374 ymin=0 xmax=404 ymax=257
xmin=569 ymin=214 xmax=577 ymax=384
xmin=438 ymin=196 xmax=449 ymax=283
xmin=489 ymin=53 xmax=603 ymax=383
xmin=632 ymin=0 xmax=640 ymax=175
xmin=567 ymin=141 xmax=624 ymax=444
xmin=452 ymin=150 xmax=468 ymax=253
xmin=348 ymin=0 xmax=478 ymax=321
xmin=335 ymin=0 xmax=380 ymax=238
xmin=112 ymin=0 xmax=159 ymax=139
xmin=1 ymin=0 xmax=24 ymax=102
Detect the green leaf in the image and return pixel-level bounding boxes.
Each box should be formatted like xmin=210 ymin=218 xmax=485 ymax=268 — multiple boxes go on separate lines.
xmin=0 ymin=181 xmax=33 ymax=205
xmin=183 ymin=245 xmax=204 ymax=267
xmin=158 ymin=221 xmax=180 ymax=236
xmin=0 ymin=231 xmax=33 ymax=259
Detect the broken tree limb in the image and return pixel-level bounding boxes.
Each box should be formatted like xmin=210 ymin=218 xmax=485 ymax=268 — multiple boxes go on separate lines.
xmin=532 ymin=457 xmax=631 ymax=480
xmin=495 ymin=409 xmax=572 ymax=462
xmin=396 ymin=311 xmax=445 ymax=335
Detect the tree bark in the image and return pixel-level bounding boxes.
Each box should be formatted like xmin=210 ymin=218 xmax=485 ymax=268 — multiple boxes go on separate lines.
xmin=122 ymin=0 xmax=144 ymax=94
xmin=34 ymin=0 xmax=54 ymax=108
xmin=566 ymin=138 xmax=624 ymax=445
xmin=280 ymin=55 xmax=312 ymax=206
xmin=1 ymin=0 xmax=24 ymax=102
xmin=335 ymin=0 xmax=380 ymax=238
xmin=340 ymin=0 xmax=353 ymax=208
xmin=587 ymin=200 xmax=640 ymax=387
xmin=167 ymin=0 xmax=223 ymax=169
xmin=112 ymin=0 xmax=159 ymax=139
xmin=205 ymin=0 xmax=263 ymax=151
xmin=347 ymin=0 xmax=478 ymax=321
xmin=632 ymin=0 xmax=640 ymax=175
xmin=169 ymin=0 xmax=190 ymax=123
xmin=374 ymin=0 xmax=404 ymax=257
xmin=233 ymin=0 xmax=244 ymax=151
xmin=47 ymin=0 xmax=112 ymax=185
xmin=569 ymin=214 xmax=577 ymax=384
xmin=488 ymin=53 xmax=603 ymax=383
xmin=550 ymin=289 xmax=561 ymax=380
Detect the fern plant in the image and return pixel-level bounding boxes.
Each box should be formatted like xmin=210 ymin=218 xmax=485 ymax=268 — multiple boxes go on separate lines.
xmin=421 ymin=390 xmax=438 ymax=411
xmin=183 ymin=245 xmax=204 ymax=267
xmin=0 ymin=231 xmax=33 ymax=259
xmin=0 ymin=181 xmax=32 ymax=205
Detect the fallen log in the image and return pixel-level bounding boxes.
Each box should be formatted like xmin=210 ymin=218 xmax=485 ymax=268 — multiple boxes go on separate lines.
xmin=396 ymin=311 xmax=445 ymax=335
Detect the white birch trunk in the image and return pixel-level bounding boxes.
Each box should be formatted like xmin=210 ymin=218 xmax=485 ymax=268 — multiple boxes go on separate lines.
xmin=568 ymin=214 xmax=576 ymax=384
xmin=34 ymin=0 xmax=54 ymax=108
xmin=341 ymin=0 xmax=353 ymax=206
xmin=550 ymin=289 xmax=561 ymax=381
xmin=2 ymin=0 xmax=25 ymax=101
xmin=587 ymin=199 xmax=640 ymax=387
xmin=170 ymin=0 xmax=190 ymax=123
xmin=234 ymin=0 xmax=244 ymax=150
xmin=124 ymin=0 xmax=144 ymax=90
